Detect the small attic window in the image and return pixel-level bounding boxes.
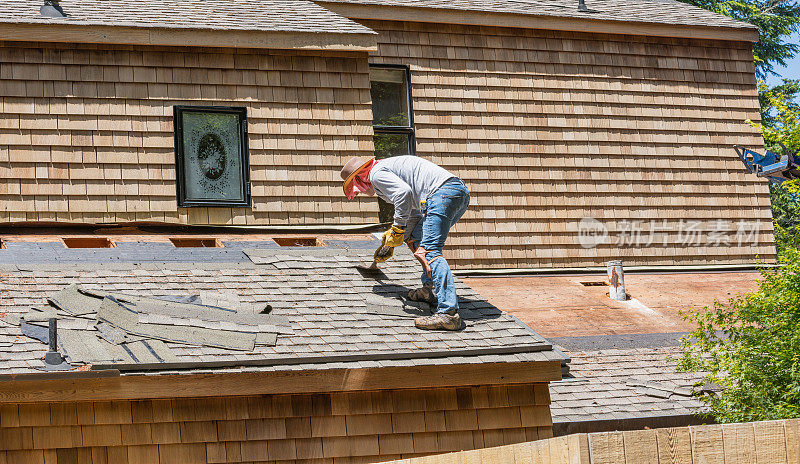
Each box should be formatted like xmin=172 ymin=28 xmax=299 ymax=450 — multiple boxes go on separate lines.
xmin=170 ymin=238 xmax=222 ymax=248
xmin=62 ymin=237 xmax=116 ymax=249
xmin=273 ymin=237 xmax=321 ymax=247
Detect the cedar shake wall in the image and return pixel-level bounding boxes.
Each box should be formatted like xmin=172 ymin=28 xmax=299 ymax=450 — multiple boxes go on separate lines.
xmin=0 ymin=384 xmax=553 ymax=463
xmin=0 ymin=42 xmax=378 ymax=226
xmin=0 ymin=27 xmax=775 ymax=269
xmin=364 ymin=20 xmax=775 ymax=269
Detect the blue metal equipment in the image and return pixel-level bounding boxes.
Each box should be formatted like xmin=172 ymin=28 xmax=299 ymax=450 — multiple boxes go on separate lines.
xmin=735 ymin=144 xmax=800 ymax=184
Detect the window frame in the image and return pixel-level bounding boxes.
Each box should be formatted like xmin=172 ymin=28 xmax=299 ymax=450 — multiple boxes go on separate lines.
xmin=369 ymin=63 xmax=416 ymax=157
xmin=173 ymin=105 xmax=252 ymax=208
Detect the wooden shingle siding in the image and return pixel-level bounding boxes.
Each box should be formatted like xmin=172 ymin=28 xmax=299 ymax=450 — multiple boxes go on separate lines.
xmin=365 ymin=20 xmax=774 ymax=269
xmin=0 ymin=41 xmax=378 ymax=227
xmin=0 ymin=384 xmax=552 ymax=463
xmin=0 ymin=21 xmax=775 ymax=269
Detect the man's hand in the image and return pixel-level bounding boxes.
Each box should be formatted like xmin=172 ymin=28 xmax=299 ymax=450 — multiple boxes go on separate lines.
xmin=382 ymin=225 xmax=405 ymax=248
xmin=374 ymin=244 xmax=394 ymax=263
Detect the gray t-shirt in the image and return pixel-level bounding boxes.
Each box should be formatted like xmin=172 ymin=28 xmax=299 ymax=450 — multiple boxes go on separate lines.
xmin=369 ymin=155 xmax=455 ymax=228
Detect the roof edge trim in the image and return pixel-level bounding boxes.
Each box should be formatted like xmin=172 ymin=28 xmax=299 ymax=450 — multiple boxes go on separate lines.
xmin=0 ymin=23 xmax=379 ymax=51
xmin=88 ymin=343 xmax=556 ymax=373
xmin=0 ymin=361 xmax=562 ymax=403
xmin=317 ymin=1 xmax=760 ymax=42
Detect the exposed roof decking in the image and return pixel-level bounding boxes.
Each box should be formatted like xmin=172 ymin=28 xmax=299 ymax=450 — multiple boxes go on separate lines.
xmin=0 ymin=0 xmax=378 ymax=50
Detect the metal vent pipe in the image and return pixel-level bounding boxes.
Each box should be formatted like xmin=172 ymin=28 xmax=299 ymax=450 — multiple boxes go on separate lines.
xmin=607 ymin=260 xmax=627 ymax=301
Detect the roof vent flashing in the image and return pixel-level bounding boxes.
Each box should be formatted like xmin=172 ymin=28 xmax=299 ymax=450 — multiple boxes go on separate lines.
xmin=40 ymin=0 xmax=66 ymax=18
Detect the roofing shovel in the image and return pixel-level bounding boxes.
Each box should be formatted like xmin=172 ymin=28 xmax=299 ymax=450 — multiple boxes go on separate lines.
xmin=356 ymin=244 xmax=392 ymax=276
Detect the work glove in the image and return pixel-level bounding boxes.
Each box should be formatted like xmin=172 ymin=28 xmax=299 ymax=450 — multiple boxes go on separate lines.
xmin=382 ymin=225 xmax=405 ymax=248
xmin=374 ymin=244 xmax=394 ymax=263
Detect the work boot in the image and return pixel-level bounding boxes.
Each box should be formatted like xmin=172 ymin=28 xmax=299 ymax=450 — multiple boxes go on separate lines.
xmin=415 ymin=313 xmax=462 ymax=331
xmin=408 ymin=283 xmax=438 ymax=307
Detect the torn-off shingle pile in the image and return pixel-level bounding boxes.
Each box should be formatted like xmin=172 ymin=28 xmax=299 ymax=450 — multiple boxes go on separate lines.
xmin=0 ymin=244 xmax=562 ymax=375
xmin=14 ymin=283 xmax=289 ymax=365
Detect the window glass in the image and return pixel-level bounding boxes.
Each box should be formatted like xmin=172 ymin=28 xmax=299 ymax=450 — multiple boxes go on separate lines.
xmin=173 ymin=106 xmax=251 ymax=207
xmin=370 ymin=67 xmax=409 ymax=127
xmin=369 ymin=66 xmax=414 ymax=223
xmin=182 ymin=111 xmax=245 ymax=202
xmin=374 ymin=133 xmax=411 ymax=159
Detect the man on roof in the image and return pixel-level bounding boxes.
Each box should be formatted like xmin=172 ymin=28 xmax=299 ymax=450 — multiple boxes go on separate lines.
xmin=341 ymin=155 xmax=470 ymax=331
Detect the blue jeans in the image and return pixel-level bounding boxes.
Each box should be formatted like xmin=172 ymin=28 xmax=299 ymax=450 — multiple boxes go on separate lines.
xmin=408 ymin=178 xmax=470 ymax=314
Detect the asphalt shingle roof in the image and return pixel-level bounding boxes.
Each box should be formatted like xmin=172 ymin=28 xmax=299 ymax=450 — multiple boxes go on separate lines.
xmin=0 ymin=0 xmax=375 ymax=34
xmin=550 ymin=347 xmax=705 ymax=424
xmin=0 ymin=242 xmax=562 ymax=376
xmin=318 ymin=0 xmax=755 ymax=30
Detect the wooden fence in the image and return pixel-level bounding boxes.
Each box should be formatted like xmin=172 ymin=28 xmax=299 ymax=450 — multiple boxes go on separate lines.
xmin=384 ymin=419 xmax=800 ymax=463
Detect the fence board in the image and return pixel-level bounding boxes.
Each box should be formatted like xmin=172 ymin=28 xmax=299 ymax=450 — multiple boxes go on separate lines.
xmin=723 ymin=421 xmax=757 ymax=464
xmin=754 ymin=420 xmax=788 ymax=464
xmin=384 ymin=419 xmax=800 ymax=464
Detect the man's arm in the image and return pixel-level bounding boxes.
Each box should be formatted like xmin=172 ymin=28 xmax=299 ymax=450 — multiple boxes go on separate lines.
xmin=370 ymin=168 xmax=414 ymax=227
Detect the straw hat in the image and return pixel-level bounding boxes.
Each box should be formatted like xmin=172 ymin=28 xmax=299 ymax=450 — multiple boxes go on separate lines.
xmin=341 ymin=157 xmax=373 ymax=195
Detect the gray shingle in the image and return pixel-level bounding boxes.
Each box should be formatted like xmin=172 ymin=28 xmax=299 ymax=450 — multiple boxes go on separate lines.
xmin=550 ymin=347 xmax=705 ymax=424
xmin=0 ymin=0 xmax=375 ymax=34
xmin=0 ymin=243 xmax=563 ymax=375
xmin=318 ymin=0 xmax=754 ymax=30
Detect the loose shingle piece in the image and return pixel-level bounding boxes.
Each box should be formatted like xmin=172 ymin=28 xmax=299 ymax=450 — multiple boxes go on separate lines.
xmin=97 ymin=297 xmax=258 ymax=351
xmin=15 ymin=284 xmax=285 ymax=366
xmin=1 ymin=243 xmax=563 ymax=375
xmin=48 ymin=283 xmax=103 ymax=316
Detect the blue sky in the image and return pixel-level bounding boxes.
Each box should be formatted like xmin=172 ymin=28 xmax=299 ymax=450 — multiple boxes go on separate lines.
xmin=766 ymin=30 xmax=800 ymax=86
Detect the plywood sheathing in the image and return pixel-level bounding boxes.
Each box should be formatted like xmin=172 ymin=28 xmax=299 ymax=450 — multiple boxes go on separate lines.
xmin=464 ymin=271 xmax=762 ymax=337
xmin=0 ymin=385 xmax=553 ymax=463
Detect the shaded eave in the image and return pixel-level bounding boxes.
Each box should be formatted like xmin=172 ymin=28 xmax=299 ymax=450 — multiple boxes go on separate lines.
xmin=316 ymin=1 xmax=760 ymax=43
xmin=0 ymin=22 xmax=378 ymax=51
xmin=0 ymin=360 xmax=562 ymax=403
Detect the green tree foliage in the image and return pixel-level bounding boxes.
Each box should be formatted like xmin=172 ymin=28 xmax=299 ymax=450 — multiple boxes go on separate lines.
xmin=750 ymin=81 xmax=800 ymax=252
xmin=756 ymin=79 xmax=800 ymax=150
xmin=678 ymin=247 xmax=800 ymax=422
xmin=759 ymin=78 xmax=799 ymax=126
xmin=678 ymin=0 xmax=800 ymax=78
xmin=681 ymin=76 xmax=800 ymax=424
xmin=677 ymin=1 xmax=800 ymax=425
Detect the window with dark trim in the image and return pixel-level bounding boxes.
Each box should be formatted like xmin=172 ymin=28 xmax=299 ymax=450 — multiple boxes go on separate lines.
xmin=369 ymin=64 xmax=415 ymax=222
xmin=173 ymin=106 xmax=251 ymax=208
xmin=370 ymin=64 xmax=415 ymax=159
